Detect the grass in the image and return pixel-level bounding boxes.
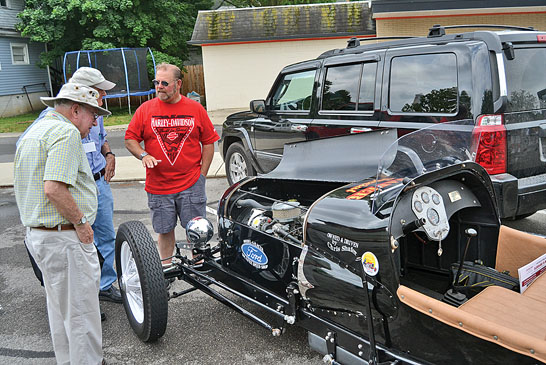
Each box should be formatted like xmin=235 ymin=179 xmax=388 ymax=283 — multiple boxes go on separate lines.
xmin=0 ymin=106 xmax=133 ymax=134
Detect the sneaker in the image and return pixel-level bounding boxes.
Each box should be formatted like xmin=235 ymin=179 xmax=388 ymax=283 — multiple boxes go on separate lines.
xmin=99 ymin=286 xmax=122 ymax=304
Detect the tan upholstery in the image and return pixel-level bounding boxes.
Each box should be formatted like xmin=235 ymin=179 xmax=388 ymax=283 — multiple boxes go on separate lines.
xmin=523 ymin=272 xmax=546 ymax=304
xmin=459 ymin=286 xmax=546 ymax=339
xmin=398 ymin=285 xmax=546 ymax=362
xmin=495 ymin=225 xmax=546 ymax=278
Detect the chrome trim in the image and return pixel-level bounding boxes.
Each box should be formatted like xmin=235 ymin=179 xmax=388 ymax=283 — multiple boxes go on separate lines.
xmin=351 ymin=127 xmax=372 ymax=134
xmin=297 ymin=245 xmax=314 ymax=299
xmin=318 ymin=110 xmax=375 ymax=116
xmin=255 ymin=151 xmax=282 ymax=159
xmin=496 ymin=52 xmax=508 ymax=97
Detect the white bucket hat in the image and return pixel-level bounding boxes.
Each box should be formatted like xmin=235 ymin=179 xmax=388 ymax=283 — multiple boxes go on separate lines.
xmin=40 ymin=83 xmax=111 ymax=116
xmin=68 ymin=67 xmax=116 ymax=90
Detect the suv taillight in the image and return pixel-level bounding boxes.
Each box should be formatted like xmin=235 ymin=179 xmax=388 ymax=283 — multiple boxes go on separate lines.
xmin=473 ymin=115 xmax=507 ymax=175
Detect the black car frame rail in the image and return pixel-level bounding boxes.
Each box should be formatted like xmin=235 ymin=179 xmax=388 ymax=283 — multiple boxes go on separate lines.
xmin=115 ymin=121 xmax=546 ymax=364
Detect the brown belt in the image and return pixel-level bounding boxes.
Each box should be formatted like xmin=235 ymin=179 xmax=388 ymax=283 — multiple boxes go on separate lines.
xmin=31 ymin=224 xmax=75 ymax=231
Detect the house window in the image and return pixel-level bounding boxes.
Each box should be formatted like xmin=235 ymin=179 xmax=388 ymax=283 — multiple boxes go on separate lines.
xmin=0 ymin=0 xmax=7 ymax=7
xmin=11 ymin=43 xmax=29 ymax=65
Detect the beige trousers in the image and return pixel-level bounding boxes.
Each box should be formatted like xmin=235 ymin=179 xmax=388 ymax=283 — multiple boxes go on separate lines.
xmin=26 ymin=227 xmax=103 ymax=365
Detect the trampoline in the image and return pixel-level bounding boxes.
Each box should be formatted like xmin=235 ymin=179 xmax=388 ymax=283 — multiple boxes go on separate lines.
xmin=63 ymin=47 xmax=156 ymax=114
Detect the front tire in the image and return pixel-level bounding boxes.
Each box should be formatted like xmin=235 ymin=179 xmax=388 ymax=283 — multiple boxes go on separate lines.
xmin=225 ymin=142 xmax=255 ymax=185
xmin=115 ymin=221 xmax=168 ymax=342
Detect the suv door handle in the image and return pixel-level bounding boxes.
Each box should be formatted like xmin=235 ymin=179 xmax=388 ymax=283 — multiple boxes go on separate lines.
xmin=350 ymin=127 xmax=372 ymax=134
xmin=291 ymin=124 xmax=308 ymax=132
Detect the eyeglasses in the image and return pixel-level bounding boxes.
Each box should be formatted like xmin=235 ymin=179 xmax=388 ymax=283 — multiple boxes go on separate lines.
xmin=152 ymin=79 xmax=171 ymax=87
xmin=81 ymin=105 xmax=99 ymax=120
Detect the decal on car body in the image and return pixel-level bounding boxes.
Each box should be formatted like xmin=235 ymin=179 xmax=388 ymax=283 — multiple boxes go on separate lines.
xmin=362 ymin=251 xmax=379 ymax=276
xmin=326 ymin=232 xmax=359 ymax=255
xmin=346 ymin=178 xmax=403 ymax=200
xmin=241 ymin=240 xmax=269 ymax=269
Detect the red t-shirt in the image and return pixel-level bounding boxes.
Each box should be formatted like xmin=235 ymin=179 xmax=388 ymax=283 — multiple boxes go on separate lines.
xmin=125 ymin=96 xmax=219 ymax=195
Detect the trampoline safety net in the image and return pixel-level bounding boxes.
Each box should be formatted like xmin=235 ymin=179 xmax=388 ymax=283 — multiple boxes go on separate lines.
xmin=63 ymin=47 xmax=156 ymax=102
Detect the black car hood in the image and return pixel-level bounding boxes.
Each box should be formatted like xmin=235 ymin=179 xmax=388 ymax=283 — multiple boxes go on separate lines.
xmin=264 ymin=129 xmax=398 ymax=183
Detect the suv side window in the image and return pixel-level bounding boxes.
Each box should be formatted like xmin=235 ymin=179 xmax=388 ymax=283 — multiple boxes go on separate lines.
xmin=271 ymin=70 xmax=316 ymax=111
xmin=321 ymin=62 xmax=377 ymax=112
xmin=505 ymin=47 xmax=546 ymax=112
xmin=389 ymin=53 xmax=458 ymax=114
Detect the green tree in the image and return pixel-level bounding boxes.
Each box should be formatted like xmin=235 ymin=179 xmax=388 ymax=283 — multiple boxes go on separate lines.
xmin=17 ymin=0 xmax=213 ymax=68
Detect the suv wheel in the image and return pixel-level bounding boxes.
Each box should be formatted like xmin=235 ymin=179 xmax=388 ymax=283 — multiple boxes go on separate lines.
xmin=225 ymin=142 xmax=255 ymax=185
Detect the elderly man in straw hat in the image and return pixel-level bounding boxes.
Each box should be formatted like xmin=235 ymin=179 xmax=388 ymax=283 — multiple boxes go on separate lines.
xmin=14 ymin=83 xmax=111 ymax=365
xmin=18 ymin=67 xmax=122 ymax=305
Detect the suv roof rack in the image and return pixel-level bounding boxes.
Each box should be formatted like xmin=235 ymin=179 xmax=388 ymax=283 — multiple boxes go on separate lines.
xmin=347 ymin=36 xmax=416 ymax=48
xmin=428 ymin=24 xmax=535 ymax=37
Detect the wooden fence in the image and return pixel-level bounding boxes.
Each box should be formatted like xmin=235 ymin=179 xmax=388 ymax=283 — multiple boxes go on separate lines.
xmin=181 ymin=65 xmax=205 ymax=100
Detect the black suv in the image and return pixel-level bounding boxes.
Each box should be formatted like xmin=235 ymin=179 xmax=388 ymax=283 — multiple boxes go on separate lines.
xmin=219 ymin=25 xmax=546 ymax=219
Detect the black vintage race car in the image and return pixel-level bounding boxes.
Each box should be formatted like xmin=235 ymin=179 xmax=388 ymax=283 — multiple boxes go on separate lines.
xmin=115 ymin=121 xmax=546 ymax=364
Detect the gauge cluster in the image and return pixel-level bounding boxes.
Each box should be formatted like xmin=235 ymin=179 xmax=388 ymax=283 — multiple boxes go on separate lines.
xmin=411 ymin=186 xmax=449 ymax=241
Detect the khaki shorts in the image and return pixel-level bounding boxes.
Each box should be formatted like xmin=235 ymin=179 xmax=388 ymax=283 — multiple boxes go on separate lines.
xmin=147 ymin=174 xmax=207 ymax=234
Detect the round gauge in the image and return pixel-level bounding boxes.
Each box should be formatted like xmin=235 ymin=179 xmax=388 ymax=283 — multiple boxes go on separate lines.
xmin=421 ymin=192 xmax=430 ymax=204
xmin=432 ymin=193 xmax=441 ymax=205
xmin=427 ymin=208 xmax=440 ymax=226
xmin=414 ymin=200 xmax=423 ymax=213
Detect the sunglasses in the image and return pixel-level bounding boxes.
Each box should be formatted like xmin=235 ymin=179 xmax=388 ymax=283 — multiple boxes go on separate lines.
xmin=152 ymin=79 xmax=171 ymax=87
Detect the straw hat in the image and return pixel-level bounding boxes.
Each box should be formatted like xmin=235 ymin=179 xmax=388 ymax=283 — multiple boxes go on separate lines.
xmin=40 ymin=83 xmax=111 ymax=116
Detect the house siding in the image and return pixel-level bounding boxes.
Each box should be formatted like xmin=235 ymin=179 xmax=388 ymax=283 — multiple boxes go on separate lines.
xmin=0 ymin=38 xmax=49 ymax=97
xmin=191 ymin=2 xmax=375 ymax=111
xmin=0 ymin=0 xmax=51 ymax=116
xmin=0 ymin=0 xmax=24 ymax=34
xmin=202 ymin=37 xmax=357 ymax=111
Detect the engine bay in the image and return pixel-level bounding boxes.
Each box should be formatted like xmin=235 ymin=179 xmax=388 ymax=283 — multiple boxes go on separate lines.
xmin=223 ymin=178 xmax=344 ymax=246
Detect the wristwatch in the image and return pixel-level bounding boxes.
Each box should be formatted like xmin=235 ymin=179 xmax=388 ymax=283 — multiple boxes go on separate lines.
xmin=105 ymin=151 xmax=115 ymax=158
xmin=75 ymin=215 xmax=87 ymax=226
xmin=140 ymin=151 xmax=149 ymax=160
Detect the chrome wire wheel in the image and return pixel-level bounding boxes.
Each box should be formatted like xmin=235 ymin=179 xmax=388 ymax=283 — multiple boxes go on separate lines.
xmin=120 ymin=240 xmax=144 ymax=324
xmin=115 ymin=221 xmax=168 ymax=342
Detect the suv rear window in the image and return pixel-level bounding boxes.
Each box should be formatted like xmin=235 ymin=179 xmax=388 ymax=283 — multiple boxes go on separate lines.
xmin=389 ymin=53 xmax=458 ymax=114
xmin=505 ymin=47 xmax=546 ymax=112
xmin=271 ymin=70 xmax=316 ymax=111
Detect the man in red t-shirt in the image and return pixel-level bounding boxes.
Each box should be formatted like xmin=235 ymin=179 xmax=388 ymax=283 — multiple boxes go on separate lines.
xmin=125 ymin=63 xmax=219 ymax=265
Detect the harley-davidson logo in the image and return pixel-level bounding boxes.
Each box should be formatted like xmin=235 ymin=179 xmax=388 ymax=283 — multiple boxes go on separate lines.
xmin=241 ymin=240 xmax=268 ymax=269
xmin=150 ymin=114 xmax=194 ymax=165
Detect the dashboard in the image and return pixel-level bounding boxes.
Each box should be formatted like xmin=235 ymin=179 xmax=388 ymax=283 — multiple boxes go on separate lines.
xmin=391 ymin=179 xmax=482 ymax=241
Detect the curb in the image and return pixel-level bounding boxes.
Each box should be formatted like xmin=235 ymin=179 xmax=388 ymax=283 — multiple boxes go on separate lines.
xmin=0 ymin=153 xmax=226 ymax=188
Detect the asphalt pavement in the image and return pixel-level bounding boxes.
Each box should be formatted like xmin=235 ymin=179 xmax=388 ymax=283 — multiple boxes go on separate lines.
xmin=2 ymin=107 xmax=546 ymax=363
xmin=0 ymin=179 xmax=322 ymax=364
xmin=0 ymin=107 xmax=327 ymax=365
